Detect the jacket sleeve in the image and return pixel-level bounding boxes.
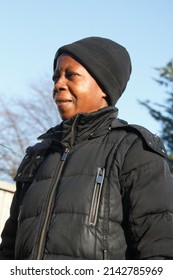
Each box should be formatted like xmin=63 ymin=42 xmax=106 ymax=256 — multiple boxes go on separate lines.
xmin=121 ymin=136 xmax=173 ymax=259
xmin=0 ymin=183 xmax=21 ymax=259
xmin=0 ymin=141 xmax=48 ymax=260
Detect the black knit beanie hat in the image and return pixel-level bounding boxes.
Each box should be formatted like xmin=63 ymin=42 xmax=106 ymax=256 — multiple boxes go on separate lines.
xmin=53 ymin=36 xmax=132 ymax=106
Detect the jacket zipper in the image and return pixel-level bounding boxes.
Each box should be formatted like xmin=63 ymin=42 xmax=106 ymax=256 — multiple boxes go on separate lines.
xmin=88 ymin=167 xmax=105 ymax=226
xmin=33 ymin=115 xmax=80 ymax=259
xmin=34 ymin=147 xmax=70 ymax=260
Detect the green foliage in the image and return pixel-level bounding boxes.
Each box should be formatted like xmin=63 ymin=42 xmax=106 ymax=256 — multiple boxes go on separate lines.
xmin=139 ymin=60 xmax=173 ymax=173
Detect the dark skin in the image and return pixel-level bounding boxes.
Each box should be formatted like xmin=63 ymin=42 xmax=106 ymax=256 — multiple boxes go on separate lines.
xmin=52 ymin=54 xmax=108 ymax=120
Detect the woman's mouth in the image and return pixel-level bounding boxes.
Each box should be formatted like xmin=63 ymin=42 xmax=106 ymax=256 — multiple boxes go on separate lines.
xmin=55 ymin=99 xmax=72 ymax=104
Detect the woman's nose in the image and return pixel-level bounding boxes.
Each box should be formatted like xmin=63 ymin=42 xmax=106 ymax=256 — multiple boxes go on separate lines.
xmin=54 ymin=75 xmax=67 ymax=91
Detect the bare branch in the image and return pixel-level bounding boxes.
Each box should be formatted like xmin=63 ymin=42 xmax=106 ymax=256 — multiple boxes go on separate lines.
xmin=0 ymin=75 xmax=60 ymax=181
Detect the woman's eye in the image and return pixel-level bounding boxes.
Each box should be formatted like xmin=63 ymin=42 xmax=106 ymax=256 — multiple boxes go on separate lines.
xmin=66 ymin=72 xmax=78 ymax=78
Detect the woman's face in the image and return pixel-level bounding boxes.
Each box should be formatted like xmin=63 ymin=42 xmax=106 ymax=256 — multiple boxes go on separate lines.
xmin=52 ymin=54 xmax=108 ymax=120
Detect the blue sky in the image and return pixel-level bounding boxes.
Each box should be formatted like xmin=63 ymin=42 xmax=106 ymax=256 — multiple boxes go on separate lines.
xmin=0 ymin=0 xmax=173 ymax=135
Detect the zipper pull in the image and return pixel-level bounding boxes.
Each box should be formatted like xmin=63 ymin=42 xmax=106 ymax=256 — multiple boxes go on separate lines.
xmin=88 ymin=167 xmax=105 ymax=226
xmin=103 ymin=249 xmax=108 ymax=260
xmin=61 ymin=147 xmax=70 ymax=161
xmin=96 ymin=167 xmax=105 ymax=184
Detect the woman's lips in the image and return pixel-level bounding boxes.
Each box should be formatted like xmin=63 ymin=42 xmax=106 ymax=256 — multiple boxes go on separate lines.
xmin=57 ymin=99 xmax=72 ymax=104
xmin=55 ymin=99 xmax=72 ymax=108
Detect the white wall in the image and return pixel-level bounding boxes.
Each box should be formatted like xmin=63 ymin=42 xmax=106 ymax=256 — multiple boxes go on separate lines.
xmin=0 ymin=181 xmax=15 ymax=242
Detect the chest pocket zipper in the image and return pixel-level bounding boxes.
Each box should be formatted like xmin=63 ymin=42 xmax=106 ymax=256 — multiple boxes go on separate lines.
xmin=88 ymin=167 xmax=105 ymax=226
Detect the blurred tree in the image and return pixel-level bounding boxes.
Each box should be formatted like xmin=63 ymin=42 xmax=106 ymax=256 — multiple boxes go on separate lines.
xmin=139 ymin=60 xmax=173 ymax=172
xmin=0 ymin=77 xmax=60 ymax=181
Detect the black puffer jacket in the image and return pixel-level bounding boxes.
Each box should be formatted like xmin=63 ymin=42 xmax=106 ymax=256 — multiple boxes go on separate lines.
xmin=0 ymin=107 xmax=173 ymax=259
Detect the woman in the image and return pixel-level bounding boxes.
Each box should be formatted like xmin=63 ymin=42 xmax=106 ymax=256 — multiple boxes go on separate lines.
xmin=0 ymin=36 xmax=173 ymax=260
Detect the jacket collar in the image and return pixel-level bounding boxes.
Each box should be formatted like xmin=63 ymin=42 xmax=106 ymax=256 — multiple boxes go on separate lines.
xmin=38 ymin=106 xmax=119 ymax=147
